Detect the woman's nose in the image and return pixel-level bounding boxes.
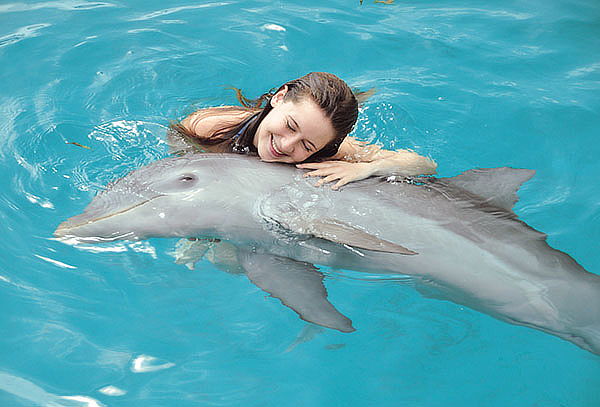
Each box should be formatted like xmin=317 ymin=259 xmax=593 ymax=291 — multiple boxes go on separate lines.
xmin=279 ymin=133 xmax=300 ymax=154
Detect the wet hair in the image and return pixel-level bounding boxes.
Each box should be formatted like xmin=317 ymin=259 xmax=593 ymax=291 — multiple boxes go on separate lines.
xmin=172 ymin=72 xmax=359 ymax=160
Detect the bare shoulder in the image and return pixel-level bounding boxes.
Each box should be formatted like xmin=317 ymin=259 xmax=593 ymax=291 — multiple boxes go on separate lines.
xmin=181 ymin=106 xmax=254 ymax=139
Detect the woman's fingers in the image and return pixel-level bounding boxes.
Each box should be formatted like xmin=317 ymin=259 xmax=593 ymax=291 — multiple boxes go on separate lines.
xmin=296 ymin=161 xmax=343 ymax=170
xmin=297 ymin=161 xmax=374 ymax=189
xmin=332 ymin=178 xmax=351 ymax=190
xmin=302 ymin=168 xmax=331 ymax=178
xmin=300 ymin=162 xmax=350 ymax=178
xmin=315 ymin=174 xmax=342 ymax=186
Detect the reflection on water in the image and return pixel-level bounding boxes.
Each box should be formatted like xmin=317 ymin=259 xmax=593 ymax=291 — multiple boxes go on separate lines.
xmin=0 ymin=372 xmax=103 ymax=407
xmin=131 ymin=355 xmax=175 ymax=373
xmin=98 ymin=385 xmax=126 ymax=396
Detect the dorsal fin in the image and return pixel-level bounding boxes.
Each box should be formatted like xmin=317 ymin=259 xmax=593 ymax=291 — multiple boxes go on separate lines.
xmin=443 ymin=167 xmax=535 ymax=211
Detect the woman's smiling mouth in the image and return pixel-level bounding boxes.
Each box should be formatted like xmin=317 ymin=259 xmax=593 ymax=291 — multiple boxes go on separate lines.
xmin=270 ymin=134 xmax=285 ymax=158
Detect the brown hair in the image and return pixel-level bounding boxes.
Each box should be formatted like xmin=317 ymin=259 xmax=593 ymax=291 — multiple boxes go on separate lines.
xmin=172 ymin=72 xmax=359 ymax=160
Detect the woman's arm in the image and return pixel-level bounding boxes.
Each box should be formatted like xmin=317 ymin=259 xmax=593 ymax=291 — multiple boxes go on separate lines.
xmin=297 ymin=136 xmax=437 ymax=189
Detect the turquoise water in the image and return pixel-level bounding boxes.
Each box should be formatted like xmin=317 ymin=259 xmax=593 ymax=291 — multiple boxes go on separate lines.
xmin=1 ymin=0 xmax=600 ymax=406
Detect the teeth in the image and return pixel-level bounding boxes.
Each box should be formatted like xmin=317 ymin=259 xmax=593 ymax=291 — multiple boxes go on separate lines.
xmin=271 ymin=137 xmax=284 ymax=155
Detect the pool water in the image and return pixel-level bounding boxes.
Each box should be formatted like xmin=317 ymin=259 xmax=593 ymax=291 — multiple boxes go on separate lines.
xmin=1 ymin=0 xmax=599 ymax=406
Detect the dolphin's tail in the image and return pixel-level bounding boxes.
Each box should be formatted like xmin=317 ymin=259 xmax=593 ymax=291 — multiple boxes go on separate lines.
xmin=508 ymin=271 xmax=600 ymax=355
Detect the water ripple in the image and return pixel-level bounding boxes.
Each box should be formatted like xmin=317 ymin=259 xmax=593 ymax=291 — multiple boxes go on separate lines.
xmin=0 ymin=1 xmax=116 ymax=14
xmin=567 ymin=61 xmax=600 ymax=78
xmin=0 ymin=371 xmax=103 ymax=407
xmin=66 ymin=120 xmax=167 ymax=192
xmin=0 ymin=97 xmax=26 ymax=161
xmin=425 ymin=7 xmax=533 ymax=20
xmin=0 ymin=24 xmax=50 ymax=48
xmin=128 ymin=2 xmax=232 ymax=21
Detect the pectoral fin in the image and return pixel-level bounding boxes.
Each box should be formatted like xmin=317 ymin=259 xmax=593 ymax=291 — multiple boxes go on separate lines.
xmin=238 ymin=252 xmax=355 ymax=333
xmin=308 ymin=219 xmax=417 ymax=255
xmin=260 ymin=184 xmax=416 ymax=255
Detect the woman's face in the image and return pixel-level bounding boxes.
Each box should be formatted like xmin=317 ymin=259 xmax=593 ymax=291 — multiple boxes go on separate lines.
xmin=253 ymin=87 xmax=336 ymax=163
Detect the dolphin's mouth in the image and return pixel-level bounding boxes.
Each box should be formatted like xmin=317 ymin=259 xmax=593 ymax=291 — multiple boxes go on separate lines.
xmin=54 ymin=195 xmax=163 ymax=239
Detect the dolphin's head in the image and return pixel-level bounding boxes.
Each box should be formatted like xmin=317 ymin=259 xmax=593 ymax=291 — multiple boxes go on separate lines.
xmin=55 ymin=154 xmax=248 ymax=243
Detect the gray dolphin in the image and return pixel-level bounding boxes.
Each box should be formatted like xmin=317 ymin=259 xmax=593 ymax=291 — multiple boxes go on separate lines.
xmin=55 ymin=153 xmax=600 ymax=354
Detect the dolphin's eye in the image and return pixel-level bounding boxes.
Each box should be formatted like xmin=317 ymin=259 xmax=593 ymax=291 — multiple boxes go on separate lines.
xmin=152 ymin=172 xmax=200 ymax=194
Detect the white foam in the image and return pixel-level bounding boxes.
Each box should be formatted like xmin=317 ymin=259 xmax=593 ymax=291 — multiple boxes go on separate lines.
xmin=98 ymin=386 xmax=126 ymax=396
xmin=34 ymin=255 xmax=77 ymax=270
xmin=131 ymin=355 xmax=175 ymax=373
xmin=262 ymin=24 xmax=286 ymax=32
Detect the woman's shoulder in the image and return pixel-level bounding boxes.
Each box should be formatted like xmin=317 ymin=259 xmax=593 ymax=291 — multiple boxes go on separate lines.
xmin=180 ymin=106 xmax=255 ymax=140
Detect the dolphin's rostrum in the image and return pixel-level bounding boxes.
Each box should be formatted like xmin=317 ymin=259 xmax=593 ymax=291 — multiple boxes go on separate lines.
xmin=55 ymin=154 xmax=600 ymax=355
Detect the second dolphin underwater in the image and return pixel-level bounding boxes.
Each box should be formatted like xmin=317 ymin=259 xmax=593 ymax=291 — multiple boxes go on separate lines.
xmin=55 ymin=153 xmax=600 ymax=355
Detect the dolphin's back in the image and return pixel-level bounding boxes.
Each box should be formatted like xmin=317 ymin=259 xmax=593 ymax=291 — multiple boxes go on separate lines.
xmin=55 ymin=153 xmax=600 ymax=355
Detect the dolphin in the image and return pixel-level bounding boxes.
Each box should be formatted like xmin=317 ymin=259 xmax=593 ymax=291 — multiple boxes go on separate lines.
xmin=55 ymin=153 xmax=600 ymax=354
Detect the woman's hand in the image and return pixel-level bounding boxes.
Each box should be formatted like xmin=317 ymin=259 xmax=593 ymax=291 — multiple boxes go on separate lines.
xmin=296 ymin=161 xmax=377 ymax=190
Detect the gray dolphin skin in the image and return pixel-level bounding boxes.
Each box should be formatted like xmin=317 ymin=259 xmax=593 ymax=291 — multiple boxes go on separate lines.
xmin=55 ymin=153 xmax=600 ymax=354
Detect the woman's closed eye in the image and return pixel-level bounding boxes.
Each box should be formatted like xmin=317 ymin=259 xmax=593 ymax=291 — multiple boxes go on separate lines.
xmin=286 ymin=119 xmax=296 ymax=132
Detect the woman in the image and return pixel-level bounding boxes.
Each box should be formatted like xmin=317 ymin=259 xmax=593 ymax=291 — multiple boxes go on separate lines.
xmin=171 ymin=72 xmax=437 ymax=189
xmin=170 ymin=72 xmax=438 ymax=270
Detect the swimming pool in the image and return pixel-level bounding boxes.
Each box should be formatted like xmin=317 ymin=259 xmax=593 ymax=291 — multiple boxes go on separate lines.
xmin=1 ymin=0 xmax=599 ymax=406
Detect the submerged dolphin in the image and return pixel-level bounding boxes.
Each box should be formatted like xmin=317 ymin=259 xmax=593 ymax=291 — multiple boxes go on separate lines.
xmin=55 ymin=153 xmax=600 ymax=354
